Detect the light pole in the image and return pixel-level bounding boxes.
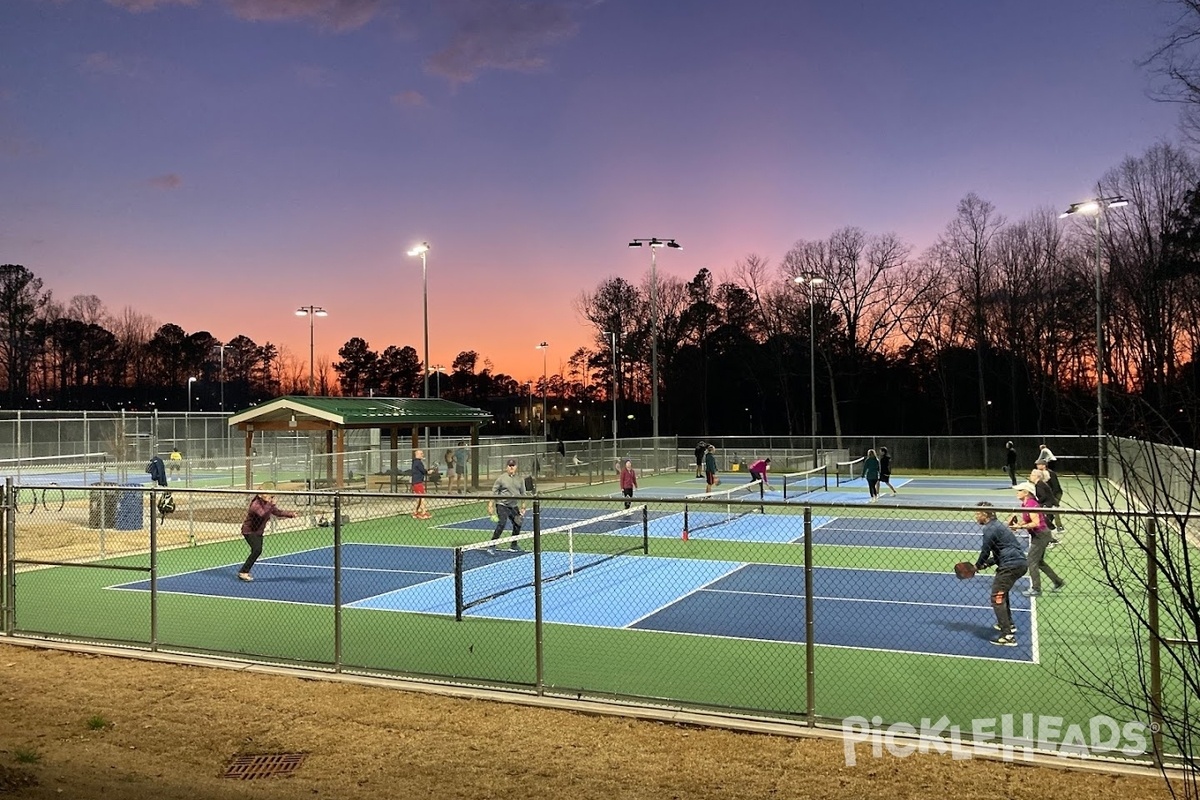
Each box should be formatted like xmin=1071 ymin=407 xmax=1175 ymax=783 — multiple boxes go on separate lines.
xmin=536 ymin=342 xmax=549 ymax=440
xmin=1061 ymin=196 xmax=1128 ymax=479
xmin=604 ymin=330 xmax=618 ymax=463
xmin=294 ymin=305 xmax=328 ymax=396
xmin=526 ymin=382 xmax=534 ymax=434
xmin=408 ymin=242 xmax=431 ymax=450
xmin=187 ymin=376 xmax=197 ymax=414
xmin=627 ymin=238 xmax=681 ymax=441
xmin=429 ymin=365 xmax=445 ymax=440
xmin=408 ymin=242 xmax=431 ymax=397
xmin=795 ymin=275 xmax=825 ymax=467
xmin=214 ymin=343 xmax=228 ymax=413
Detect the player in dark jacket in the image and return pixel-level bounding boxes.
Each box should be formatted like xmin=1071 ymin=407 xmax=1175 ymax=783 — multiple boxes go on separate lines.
xmin=974 ymin=502 xmax=1028 ymax=647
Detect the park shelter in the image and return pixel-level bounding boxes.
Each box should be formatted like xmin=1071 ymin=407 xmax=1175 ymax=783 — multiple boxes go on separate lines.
xmin=227 ymin=396 xmax=492 ymax=489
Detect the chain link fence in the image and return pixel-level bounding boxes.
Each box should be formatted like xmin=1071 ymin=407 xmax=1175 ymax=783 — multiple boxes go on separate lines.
xmin=1 ymin=471 xmax=1186 ymax=767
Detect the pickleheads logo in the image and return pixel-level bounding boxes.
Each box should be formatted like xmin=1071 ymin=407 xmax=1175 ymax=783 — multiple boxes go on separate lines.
xmin=841 ymin=714 xmax=1150 ymax=765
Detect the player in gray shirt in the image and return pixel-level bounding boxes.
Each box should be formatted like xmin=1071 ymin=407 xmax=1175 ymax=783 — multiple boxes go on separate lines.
xmin=486 ymin=458 xmax=527 ymax=552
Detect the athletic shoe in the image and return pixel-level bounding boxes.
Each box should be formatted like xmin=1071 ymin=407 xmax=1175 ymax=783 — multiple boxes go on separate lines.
xmin=485 ymin=548 xmax=498 ymax=556
xmin=993 ymin=624 xmax=1018 ymax=633
xmin=237 ymin=572 xmax=253 ymax=582
xmin=1021 ymin=589 xmax=1042 ymax=598
xmin=509 ymin=546 xmax=523 ymax=553
xmin=1051 ymin=581 xmax=1065 ymax=593
xmin=990 ymin=634 xmax=1017 ymax=647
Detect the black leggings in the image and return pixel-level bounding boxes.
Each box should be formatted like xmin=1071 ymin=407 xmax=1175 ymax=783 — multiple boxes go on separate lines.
xmin=240 ymin=533 xmax=263 ymax=573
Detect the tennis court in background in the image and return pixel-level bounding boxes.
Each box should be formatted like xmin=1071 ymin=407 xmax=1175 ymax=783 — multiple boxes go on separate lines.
xmin=111 ymin=540 xmax=1035 ymax=662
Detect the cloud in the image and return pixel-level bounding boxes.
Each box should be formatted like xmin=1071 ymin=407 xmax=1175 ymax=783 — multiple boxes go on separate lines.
xmin=80 ymin=51 xmax=137 ymax=77
xmin=425 ymin=0 xmax=581 ymax=85
xmin=105 ymin=0 xmax=198 ymax=12
xmin=223 ymin=0 xmax=384 ymax=31
xmin=390 ymin=89 xmax=426 ymax=108
xmin=146 ymin=173 xmax=183 ymax=190
xmin=293 ymin=64 xmax=336 ymax=88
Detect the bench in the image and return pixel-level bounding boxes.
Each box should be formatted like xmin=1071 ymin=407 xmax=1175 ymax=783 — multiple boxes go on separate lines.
xmin=367 ymin=474 xmax=410 ymax=492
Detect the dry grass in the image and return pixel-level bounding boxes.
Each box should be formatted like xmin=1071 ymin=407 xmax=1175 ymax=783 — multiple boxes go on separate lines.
xmin=0 ymin=642 xmax=1177 ymax=800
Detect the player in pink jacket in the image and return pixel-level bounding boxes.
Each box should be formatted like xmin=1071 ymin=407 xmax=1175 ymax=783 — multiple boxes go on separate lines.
xmin=619 ymin=460 xmax=638 ymax=510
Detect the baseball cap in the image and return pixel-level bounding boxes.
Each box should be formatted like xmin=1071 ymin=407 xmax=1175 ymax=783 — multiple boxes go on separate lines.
xmin=506 ymin=458 xmax=517 ymax=466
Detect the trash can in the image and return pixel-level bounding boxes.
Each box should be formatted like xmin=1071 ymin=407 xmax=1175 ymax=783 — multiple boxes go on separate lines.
xmin=87 ymin=483 xmax=118 ymax=529
xmin=115 ymin=485 xmax=144 ymax=531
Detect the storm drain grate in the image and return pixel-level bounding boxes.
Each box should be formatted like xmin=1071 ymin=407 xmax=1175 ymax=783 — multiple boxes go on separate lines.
xmin=222 ymin=752 xmax=308 ymax=780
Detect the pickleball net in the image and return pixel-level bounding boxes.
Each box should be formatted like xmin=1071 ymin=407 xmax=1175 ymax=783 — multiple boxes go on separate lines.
xmin=779 ymin=464 xmax=828 ymax=498
xmin=835 ymin=456 xmax=866 ymax=487
xmin=682 ymin=480 xmax=763 ymax=538
xmin=454 ymin=505 xmax=649 ymax=619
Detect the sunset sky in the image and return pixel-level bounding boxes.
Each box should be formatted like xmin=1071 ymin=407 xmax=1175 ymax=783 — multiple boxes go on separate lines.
xmin=0 ymin=0 xmax=1183 ymax=384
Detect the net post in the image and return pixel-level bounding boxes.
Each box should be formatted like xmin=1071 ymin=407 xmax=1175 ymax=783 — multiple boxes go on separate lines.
xmin=682 ymin=503 xmax=690 ymax=541
xmin=641 ymin=504 xmax=649 ymax=554
xmin=453 ymin=547 xmax=465 ymax=621
xmin=533 ymin=500 xmax=544 ymax=696
xmin=758 ymin=479 xmax=764 ymax=514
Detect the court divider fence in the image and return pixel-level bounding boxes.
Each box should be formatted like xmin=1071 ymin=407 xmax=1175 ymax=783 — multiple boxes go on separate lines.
xmin=0 ymin=477 xmax=1187 ymax=769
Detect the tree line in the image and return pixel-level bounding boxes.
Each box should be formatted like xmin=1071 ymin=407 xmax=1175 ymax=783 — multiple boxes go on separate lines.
xmin=1 ymin=143 xmax=1198 ymax=443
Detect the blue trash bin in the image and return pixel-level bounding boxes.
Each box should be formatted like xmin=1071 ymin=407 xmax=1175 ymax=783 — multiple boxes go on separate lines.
xmin=115 ymin=485 xmax=144 ymax=531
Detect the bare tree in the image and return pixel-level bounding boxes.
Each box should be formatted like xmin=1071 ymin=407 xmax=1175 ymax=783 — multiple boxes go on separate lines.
xmin=1096 ymin=143 xmax=1199 ymax=417
xmin=781 ymin=227 xmax=912 ymax=442
xmin=935 ymin=194 xmax=1007 ymax=436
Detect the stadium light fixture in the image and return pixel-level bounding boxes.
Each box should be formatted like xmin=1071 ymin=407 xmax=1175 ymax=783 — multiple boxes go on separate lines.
xmin=627 ymin=238 xmax=682 ymax=446
xmin=295 ymin=306 xmax=328 ymax=396
xmin=1060 ymin=195 xmax=1128 ymax=478
xmin=536 ymin=342 xmax=549 ymax=439
xmin=794 ymin=275 xmax=825 ymax=467
xmin=408 ymin=242 xmax=431 ymax=450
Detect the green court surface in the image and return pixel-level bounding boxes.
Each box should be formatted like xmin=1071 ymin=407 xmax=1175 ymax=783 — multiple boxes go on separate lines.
xmin=3 ymin=474 xmax=1182 ymax=762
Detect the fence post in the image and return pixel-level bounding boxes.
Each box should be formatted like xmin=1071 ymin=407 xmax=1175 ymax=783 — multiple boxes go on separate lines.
xmin=2 ymin=478 xmax=12 ymax=634
xmin=149 ymin=487 xmax=158 ymax=651
xmin=1146 ymin=515 xmax=1164 ymax=765
xmin=533 ymin=499 xmax=544 ymax=695
xmin=333 ymin=491 xmax=343 ymax=673
xmin=804 ymin=505 xmax=815 ymax=726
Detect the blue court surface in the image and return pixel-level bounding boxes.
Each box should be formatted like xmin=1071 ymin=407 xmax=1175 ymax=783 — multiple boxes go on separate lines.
xmin=113 ymin=543 xmax=1034 ymax=662
xmin=7 ymin=472 xmax=151 ymax=487
xmin=440 ymin=510 xmax=983 ymax=550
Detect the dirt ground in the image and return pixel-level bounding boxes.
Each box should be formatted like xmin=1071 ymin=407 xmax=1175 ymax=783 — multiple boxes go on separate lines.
xmin=0 ymin=642 xmax=1177 ymax=800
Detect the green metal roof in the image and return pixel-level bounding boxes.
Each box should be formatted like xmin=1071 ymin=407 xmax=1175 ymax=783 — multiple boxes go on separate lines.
xmin=228 ymin=396 xmax=492 ymax=430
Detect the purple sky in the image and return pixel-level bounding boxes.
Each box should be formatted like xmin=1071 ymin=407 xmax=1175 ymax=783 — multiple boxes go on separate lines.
xmin=0 ymin=0 xmax=1182 ymax=383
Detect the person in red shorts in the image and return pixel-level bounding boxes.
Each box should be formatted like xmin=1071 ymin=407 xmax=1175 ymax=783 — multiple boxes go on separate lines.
xmin=411 ymin=448 xmax=431 ymax=520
